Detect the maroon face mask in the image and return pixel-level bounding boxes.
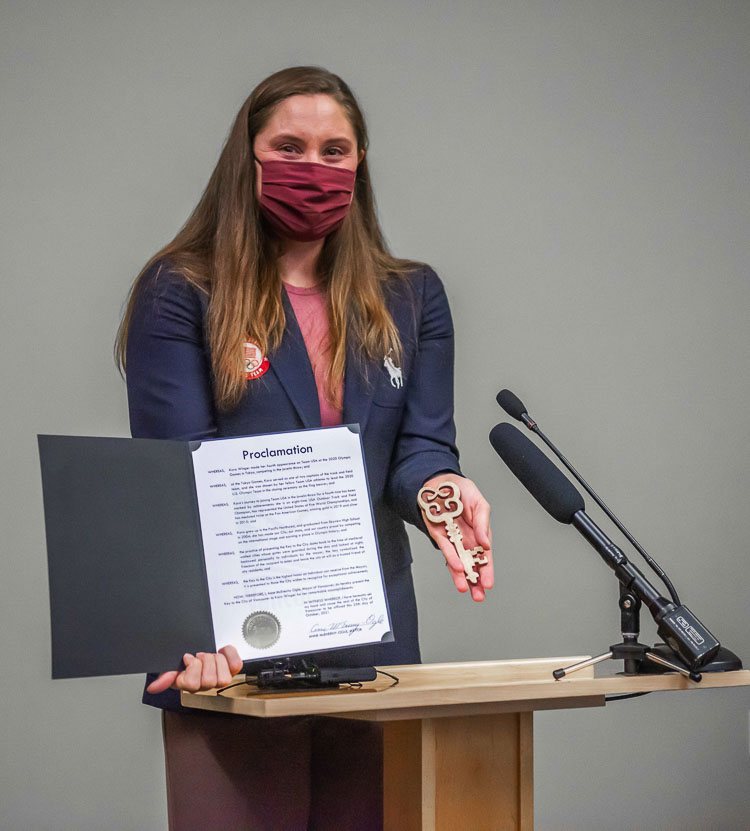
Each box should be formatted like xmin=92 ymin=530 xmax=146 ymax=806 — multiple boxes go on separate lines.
xmin=257 ymin=159 xmax=357 ymax=242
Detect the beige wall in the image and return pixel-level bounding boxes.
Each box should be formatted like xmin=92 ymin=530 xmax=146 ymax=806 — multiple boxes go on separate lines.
xmin=2 ymin=1 xmax=749 ymax=828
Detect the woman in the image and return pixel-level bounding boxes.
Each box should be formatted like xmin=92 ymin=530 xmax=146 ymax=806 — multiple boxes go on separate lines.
xmin=117 ymin=66 xmax=493 ymax=831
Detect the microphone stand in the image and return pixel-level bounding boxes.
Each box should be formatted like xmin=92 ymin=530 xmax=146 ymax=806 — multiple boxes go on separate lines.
xmin=552 ymin=582 xmax=742 ymax=683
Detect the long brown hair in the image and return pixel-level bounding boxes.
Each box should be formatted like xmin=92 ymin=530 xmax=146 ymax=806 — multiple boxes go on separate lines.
xmin=115 ymin=65 xmax=420 ymax=410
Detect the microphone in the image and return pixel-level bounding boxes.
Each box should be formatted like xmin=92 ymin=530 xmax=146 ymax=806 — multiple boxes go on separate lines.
xmin=489 ymin=422 xmax=721 ymax=671
xmin=496 ymin=389 xmax=536 ymax=429
xmin=488 ymin=421 xmax=584 ymax=522
xmin=496 ymin=388 xmax=681 ymax=606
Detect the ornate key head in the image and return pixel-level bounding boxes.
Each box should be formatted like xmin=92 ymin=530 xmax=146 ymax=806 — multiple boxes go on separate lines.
xmin=417 ymin=480 xmax=464 ymax=524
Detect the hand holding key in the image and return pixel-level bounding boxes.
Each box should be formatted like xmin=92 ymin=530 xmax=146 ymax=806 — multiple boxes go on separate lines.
xmin=417 ymin=473 xmax=494 ymax=602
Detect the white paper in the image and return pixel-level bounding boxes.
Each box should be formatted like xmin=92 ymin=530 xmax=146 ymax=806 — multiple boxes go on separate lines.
xmin=190 ymin=426 xmax=392 ymax=661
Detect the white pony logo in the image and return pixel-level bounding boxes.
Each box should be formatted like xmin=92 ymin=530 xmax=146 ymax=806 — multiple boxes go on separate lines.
xmin=383 ymin=350 xmax=403 ymax=388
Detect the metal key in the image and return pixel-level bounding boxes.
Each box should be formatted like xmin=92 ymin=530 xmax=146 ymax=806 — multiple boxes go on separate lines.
xmin=417 ymin=481 xmax=488 ymax=584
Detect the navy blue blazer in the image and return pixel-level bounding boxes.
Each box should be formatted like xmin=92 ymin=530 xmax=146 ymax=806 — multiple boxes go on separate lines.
xmin=126 ymin=259 xmax=462 ymax=711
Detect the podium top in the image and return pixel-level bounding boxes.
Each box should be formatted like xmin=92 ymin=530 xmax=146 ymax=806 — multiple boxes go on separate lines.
xmin=181 ymin=656 xmax=750 ymax=721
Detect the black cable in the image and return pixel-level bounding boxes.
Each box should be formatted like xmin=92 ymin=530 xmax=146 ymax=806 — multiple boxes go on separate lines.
xmin=376 ymin=669 xmax=400 ymax=687
xmin=217 ymin=678 xmax=256 ymax=696
xmin=605 ymin=691 xmax=652 ymax=702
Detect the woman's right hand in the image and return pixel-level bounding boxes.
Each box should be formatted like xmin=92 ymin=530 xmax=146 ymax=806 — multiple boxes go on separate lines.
xmin=146 ymin=645 xmax=243 ymax=694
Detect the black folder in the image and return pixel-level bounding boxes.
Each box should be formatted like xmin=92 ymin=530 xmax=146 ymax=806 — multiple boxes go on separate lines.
xmin=38 ymin=435 xmax=217 ymax=678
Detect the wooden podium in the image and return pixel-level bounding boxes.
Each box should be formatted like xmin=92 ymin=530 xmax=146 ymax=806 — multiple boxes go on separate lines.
xmin=182 ymin=657 xmax=750 ymax=830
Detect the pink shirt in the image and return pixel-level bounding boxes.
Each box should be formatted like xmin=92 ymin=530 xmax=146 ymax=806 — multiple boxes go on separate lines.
xmin=284 ymin=282 xmax=343 ymax=427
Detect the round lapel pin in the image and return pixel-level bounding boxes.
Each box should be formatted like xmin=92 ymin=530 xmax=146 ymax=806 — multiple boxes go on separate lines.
xmin=244 ymin=341 xmax=270 ymax=380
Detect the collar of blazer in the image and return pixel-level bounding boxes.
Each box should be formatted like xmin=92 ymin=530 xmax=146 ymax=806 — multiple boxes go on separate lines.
xmin=270 ymin=286 xmax=376 ymax=433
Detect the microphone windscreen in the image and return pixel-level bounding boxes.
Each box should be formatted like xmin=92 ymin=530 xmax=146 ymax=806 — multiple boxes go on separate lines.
xmin=496 ymin=389 xmax=528 ymax=421
xmin=489 ymin=422 xmax=585 ymax=523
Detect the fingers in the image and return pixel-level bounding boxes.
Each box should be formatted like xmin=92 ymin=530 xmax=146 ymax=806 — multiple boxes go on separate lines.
xmin=219 ymin=644 xmax=244 ymax=676
xmin=428 ymin=525 xmax=465 ymax=575
xmin=432 ymin=510 xmax=494 ymax=602
xmin=470 ymin=510 xmax=494 ymax=592
xmin=146 ymin=670 xmax=179 ymax=694
xmin=427 ymin=525 xmax=469 ymax=594
xmin=176 ymin=653 xmax=203 ymax=692
xmin=472 ymin=496 xmax=492 ymax=552
xmin=214 ymin=652 xmax=233 ymax=689
xmin=469 ymin=580 xmax=486 ymax=602
xmin=151 ymin=649 xmax=244 ymax=695
xmin=479 ymin=549 xmax=494 ymax=592
xmin=460 ymin=484 xmax=494 ymax=595
xmin=196 ymin=653 xmax=218 ymax=689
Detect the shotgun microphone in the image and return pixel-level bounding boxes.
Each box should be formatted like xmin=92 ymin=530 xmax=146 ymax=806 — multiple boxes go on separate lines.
xmin=489 ymin=422 xmax=721 ymax=671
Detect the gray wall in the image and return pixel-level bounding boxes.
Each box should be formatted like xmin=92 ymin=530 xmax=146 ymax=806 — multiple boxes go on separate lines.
xmin=2 ymin=1 xmax=748 ymax=828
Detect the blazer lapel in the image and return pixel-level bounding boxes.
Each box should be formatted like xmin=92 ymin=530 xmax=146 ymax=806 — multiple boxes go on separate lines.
xmin=342 ymin=344 xmax=376 ymax=434
xmin=269 ymin=289 xmax=321 ymax=428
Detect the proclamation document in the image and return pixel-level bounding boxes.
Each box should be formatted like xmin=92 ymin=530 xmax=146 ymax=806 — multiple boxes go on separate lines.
xmin=191 ymin=425 xmax=392 ymax=661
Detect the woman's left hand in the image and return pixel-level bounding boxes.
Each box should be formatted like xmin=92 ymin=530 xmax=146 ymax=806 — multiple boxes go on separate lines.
xmin=419 ymin=472 xmax=494 ymax=602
